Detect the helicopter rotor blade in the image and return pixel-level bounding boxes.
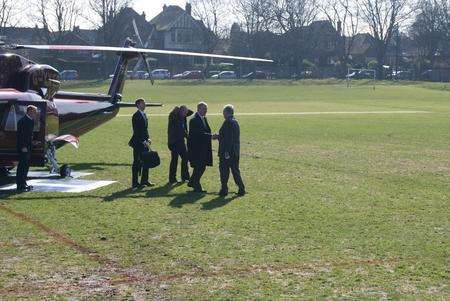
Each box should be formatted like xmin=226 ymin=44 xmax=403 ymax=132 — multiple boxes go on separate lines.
xmin=141 ymin=53 xmax=154 ymax=85
xmin=14 ymin=44 xmax=273 ymax=63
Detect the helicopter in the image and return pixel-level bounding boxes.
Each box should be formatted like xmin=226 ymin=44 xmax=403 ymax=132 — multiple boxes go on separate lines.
xmin=0 ymin=38 xmax=272 ymax=179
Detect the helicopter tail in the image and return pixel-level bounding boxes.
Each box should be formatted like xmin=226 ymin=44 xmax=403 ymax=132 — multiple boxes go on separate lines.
xmin=107 ymin=38 xmax=139 ymax=103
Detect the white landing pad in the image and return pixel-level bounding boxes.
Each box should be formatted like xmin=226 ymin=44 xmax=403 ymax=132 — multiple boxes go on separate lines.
xmin=0 ymin=171 xmax=116 ymax=193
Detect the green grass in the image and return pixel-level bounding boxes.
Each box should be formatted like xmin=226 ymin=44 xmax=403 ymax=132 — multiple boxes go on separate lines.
xmin=1 ymin=80 xmax=449 ymax=299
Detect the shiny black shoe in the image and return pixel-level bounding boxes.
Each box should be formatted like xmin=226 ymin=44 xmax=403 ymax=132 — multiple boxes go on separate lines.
xmin=169 ymin=179 xmax=179 ymax=185
xmin=193 ymin=186 xmax=207 ymax=193
xmin=237 ymin=190 xmax=246 ymax=197
xmin=219 ymin=189 xmax=228 ymax=197
xmin=16 ymin=186 xmax=27 ymax=192
xmin=132 ymin=183 xmax=142 ymax=189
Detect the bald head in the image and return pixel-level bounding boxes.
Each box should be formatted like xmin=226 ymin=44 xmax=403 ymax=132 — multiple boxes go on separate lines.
xmin=197 ymin=101 xmax=208 ymax=117
xmin=26 ymin=105 xmax=38 ymax=119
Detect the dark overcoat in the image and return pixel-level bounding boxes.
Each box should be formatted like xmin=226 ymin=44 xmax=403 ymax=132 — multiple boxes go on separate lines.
xmin=187 ymin=113 xmax=212 ymax=167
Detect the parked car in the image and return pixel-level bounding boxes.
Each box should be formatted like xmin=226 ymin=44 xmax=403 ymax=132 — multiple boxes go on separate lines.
xmin=242 ymin=71 xmax=267 ymax=80
xmin=211 ymin=71 xmax=237 ymax=79
xmin=134 ymin=71 xmax=148 ymax=79
xmin=420 ymin=69 xmax=433 ymax=81
xmin=346 ymin=70 xmax=374 ymax=79
xmin=173 ymin=70 xmax=203 ymax=80
xmin=208 ymin=70 xmax=220 ymax=77
xmin=389 ymin=70 xmax=413 ymax=80
xmin=151 ymin=69 xmax=170 ymax=79
xmin=60 ymin=70 xmax=79 ymax=81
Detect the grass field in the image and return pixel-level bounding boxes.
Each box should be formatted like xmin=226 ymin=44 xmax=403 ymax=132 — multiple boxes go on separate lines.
xmin=1 ymin=80 xmax=449 ymax=299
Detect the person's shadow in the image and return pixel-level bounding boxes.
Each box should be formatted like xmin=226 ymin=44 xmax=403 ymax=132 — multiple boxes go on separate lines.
xmin=201 ymin=195 xmax=239 ymax=211
xmin=147 ymin=183 xmax=182 ymax=198
xmin=104 ymin=183 xmax=182 ymax=202
xmin=169 ymin=191 xmax=207 ymax=208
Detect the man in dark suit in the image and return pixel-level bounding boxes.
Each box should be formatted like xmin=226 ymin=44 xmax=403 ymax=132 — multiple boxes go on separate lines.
xmin=129 ymin=98 xmax=153 ymax=189
xmin=16 ymin=105 xmax=38 ymax=192
xmin=187 ymin=102 xmax=213 ymax=193
xmin=213 ymin=104 xmax=245 ymax=197
xmin=167 ymin=105 xmax=193 ymax=184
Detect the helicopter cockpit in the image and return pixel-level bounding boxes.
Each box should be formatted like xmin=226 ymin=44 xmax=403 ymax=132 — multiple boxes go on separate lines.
xmin=0 ymin=53 xmax=61 ymax=99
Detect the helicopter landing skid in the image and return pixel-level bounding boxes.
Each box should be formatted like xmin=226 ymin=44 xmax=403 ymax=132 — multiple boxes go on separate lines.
xmin=46 ymin=144 xmax=72 ymax=178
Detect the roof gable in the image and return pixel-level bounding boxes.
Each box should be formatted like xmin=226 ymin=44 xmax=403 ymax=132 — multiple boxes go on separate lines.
xmin=149 ymin=5 xmax=195 ymax=31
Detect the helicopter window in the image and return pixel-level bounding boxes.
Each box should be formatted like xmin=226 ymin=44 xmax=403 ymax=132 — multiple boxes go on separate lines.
xmin=4 ymin=104 xmax=40 ymax=132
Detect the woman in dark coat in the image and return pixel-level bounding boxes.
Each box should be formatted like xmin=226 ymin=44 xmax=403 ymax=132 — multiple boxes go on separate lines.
xmin=167 ymin=105 xmax=193 ymax=184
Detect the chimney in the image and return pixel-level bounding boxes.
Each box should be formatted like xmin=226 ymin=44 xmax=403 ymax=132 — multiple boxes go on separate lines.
xmin=163 ymin=4 xmax=167 ymax=11
xmin=185 ymin=3 xmax=192 ymax=15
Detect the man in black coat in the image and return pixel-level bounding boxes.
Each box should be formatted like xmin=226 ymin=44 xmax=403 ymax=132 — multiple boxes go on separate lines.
xmin=213 ymin=104 xmax=245 ymax=197
xmin=187 ymin=102 xmax=213 ymax=193
xmin=167 ymin=105 xmax=193 ymax=184
xmin=16 ymin=105 xmax=38 ymax=192
xmin=128 ymin=98 xmax=153 ymax=188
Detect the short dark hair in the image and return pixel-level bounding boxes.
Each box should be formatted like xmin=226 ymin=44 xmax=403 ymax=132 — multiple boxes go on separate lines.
xmin=135 ymin=98 xmax=145 ymax=107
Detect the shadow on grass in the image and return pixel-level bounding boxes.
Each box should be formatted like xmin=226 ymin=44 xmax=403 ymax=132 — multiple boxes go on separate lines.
xmin=67 ymin=162 xmax=130 ymax=171
xmin=201 ymin=195 xmax=240 ymax=211
xmin=169 ymin=191 xmax=207 ymax=208
xmin=104 ymin=182 xmax=184 ymax=202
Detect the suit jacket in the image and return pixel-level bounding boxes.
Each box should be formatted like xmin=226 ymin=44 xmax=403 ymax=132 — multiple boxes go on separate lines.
xmin=128 ymin=110 xmax=149 ymax=149
xmin=218 ymin=116 xmax=240 ymax=158
xmin=16 ymin=115 xmax=34 ymax=152
xmin=167 ymin=109 xmax=193 ymax=147
xmin=187 ymin=113 xmax=213 ymax=167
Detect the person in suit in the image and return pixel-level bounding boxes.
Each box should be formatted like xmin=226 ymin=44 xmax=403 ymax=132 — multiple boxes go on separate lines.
xmin=187 ymin=102 xmax=213 ymax=193
xmin=16 ymin=105 xmax=38 ymax=192
xmin=213 ymin=104 xmax=245 ymax=196
xmin=167 ymin=105 xmax=193 ymax=184
xmin=128 ymin=98 xmax=153 ymax=189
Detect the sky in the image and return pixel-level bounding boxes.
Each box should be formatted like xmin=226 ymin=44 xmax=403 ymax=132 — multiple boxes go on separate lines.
xmin=133 ymin=0 xmax=188 ymax=20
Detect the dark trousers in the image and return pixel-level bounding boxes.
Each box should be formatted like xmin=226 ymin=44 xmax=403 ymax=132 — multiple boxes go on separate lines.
xmin=190 ymin=164 xmax=206 ymax=189
xmin=219 ymin=156 xmax=245 ymax=191
xmin=16 ymin=151 xmax=30 ymax=188
xmin=169 ymin=142 xmax=189 ymax=182
xmin=132 ymin=147 xmax=149 ymax=186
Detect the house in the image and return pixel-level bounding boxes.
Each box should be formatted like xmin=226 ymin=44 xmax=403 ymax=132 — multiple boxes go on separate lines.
xmin=347 ymin=33 xmax=378 ymax=67
xmin=305 ymin=20 xmax=343 ymax=67
xmin=148 ymin=4 xmax=209 ymax=52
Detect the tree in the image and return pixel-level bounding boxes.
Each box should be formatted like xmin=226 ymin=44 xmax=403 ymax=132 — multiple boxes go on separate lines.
xmin=191 ymin=0 xmax=229 ymax=53
xmin=32 ymin=0 xmax=82 ymax=43
xmin=0 ymin=0 xmax=24 ymax=28
xmin=87 ymin=0 xmax=132 ymax=45
xmin=0 ymin=0 xmax=15 ymax=28
xmin=411 ymin=0 xmax=450 ymax=68
xmin=320 ymin=0 xmax=360 ymax=74
xmin=358 ymin=0 xmax=415 ymax=78
xmin=268 ymin=0 xmax=318 ymax=33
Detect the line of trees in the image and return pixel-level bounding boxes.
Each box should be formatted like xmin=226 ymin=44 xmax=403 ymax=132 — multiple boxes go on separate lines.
xmin=1 ymin=0 xmax=449 ymax=77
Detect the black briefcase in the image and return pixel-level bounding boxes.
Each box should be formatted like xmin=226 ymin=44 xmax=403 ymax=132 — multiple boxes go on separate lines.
xmin=141 ymin=150 xmax=161 ymax=169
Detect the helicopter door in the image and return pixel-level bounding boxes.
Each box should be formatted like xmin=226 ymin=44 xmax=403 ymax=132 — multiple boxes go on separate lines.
xmin=0 ymin=101 xmax=47 ymax=167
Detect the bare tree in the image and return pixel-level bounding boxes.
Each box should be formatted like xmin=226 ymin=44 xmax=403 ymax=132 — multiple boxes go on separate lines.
xmin=192 ymin=0 xmax=229 ymax=37
xmin=268 ymin=0 xmax=318 ymax=33
xmin=192 ymin=0 xmax=229 ymax=53
xmin=32 ymin=0 xmax=82 ymax=43
xmin=358 ymin=0 xmax=415 ymax=77
xmin=87 ymin=0 xmax=132 ymax=44
xmin=321 ymin=0 xmax=360 ymax=72
xmin=233 ymin=0 xmax=273 ymax=35
xmin=0 ymin=0 xmax=24 ymax=28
